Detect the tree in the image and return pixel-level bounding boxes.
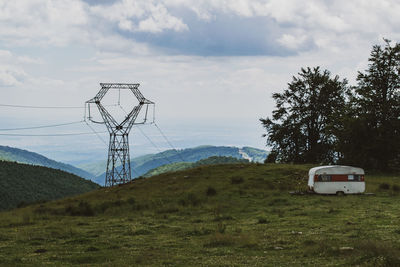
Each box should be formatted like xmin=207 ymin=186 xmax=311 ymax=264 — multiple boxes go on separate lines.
xmin=260 ymin=67 xmax=348 ymax=164
xmin=338 ymin=39 xmax=400 ymax=170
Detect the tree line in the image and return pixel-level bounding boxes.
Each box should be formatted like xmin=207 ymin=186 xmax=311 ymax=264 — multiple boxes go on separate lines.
xmin=261 ymin=39 xmax=400 ymax=171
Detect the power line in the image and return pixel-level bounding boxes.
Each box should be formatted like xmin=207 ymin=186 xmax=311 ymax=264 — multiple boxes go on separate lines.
xmin=0 ymin=103 xmax=119 ymax=109
xmin=0 ymin=132 xmax=107 ymax=136
xmin=84 ymin=120 xmax=108 ymax=146
xmin=0 ymin=103 xmax=84 ymax=109
xmin=136 ymin=126 xmax=173 ymax=165
xmin=154 ymin=123 xmax=185 ymax=162
xmin=118 ymin=104 xmax=173 ymax=165
xmin=0 ymin=120 xmax=85 ymax=131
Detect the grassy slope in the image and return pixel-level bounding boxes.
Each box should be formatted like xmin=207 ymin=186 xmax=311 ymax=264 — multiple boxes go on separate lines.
xmin=144 ymin=156 xmax=250 ymax=177
xmin=1 ymin=164 xmax=400 ymax=266
xmin=0 ymin=161 xmax=99 ymax=210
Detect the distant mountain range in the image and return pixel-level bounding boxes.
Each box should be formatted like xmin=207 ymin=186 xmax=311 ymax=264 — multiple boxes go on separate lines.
xmin=0 ymin=161 xmax=99 ymax=210
xmin=0 ymin=144 xmax=267 ymax=187
xmin=81 ymin=146 xmax=268 ymax=185
xmin=0 ymin=145 xmax=94 ymax=180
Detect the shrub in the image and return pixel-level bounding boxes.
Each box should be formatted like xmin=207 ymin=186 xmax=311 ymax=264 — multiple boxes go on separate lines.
xmin=379 ymin=183 xmax=390 ymax=190
xmin=206 ymin=186 xmax=217 ymax=196
xmin=214 ymin=215 xmax=234 ymax=222
xmin=265 ymin=151 xmax=278 ymax=163
xmin=179 ymin=193 xmax=201 ymax=206
xmin=393 ymin=185 xmax=400 ymax=192
xmin=65 ymin=201 xmax=94 ymax=216
xmin=231 ymin=176 xmax=244 ymax=184
xmin=257 ymin=217 xmax=269 ymax=224
xmin=127 ymin=197 xmax=136 ymax=205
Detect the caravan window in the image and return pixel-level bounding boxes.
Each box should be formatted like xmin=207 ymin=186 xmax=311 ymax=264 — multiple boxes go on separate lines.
xmin=348 ymin=174 xmax=362 ymax=181
xmin=318 ymin=175 xmax=332 ymax=181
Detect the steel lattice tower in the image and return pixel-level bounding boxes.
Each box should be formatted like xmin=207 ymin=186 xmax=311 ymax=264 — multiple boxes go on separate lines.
xmin=86 ymin=83 xmax=154 ymax=187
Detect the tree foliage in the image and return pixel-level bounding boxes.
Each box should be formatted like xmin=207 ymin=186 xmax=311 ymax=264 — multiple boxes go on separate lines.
xmin=337 ymin=39 xmax=400 ymax=170
xmin=261 ymin=67 xmax=348 ymax=164
xmin=262 ymin=39 xmax=400 ymax=171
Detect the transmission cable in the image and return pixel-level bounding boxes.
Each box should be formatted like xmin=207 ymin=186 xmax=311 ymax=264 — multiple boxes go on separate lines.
xmin=154 ymin=123 xmax=185 ymax=162
xmin=0 ymin=120 xmax=85 ymax=131
xmin=115 ymin=104 xmax=173 ymax=165
xmin=0 ymin=103 xmax=84 ymax=109
xmin=136 ymin=126 xmax=173 ymax=165
xmin=84 ymin=120 xmax=108 ymax=146
xmin=117 ymin=104 xmax=184 ymax=163
xmin=0 ymin=103 xmax=119 ymax=109
xmin=0 ymin=132 xmax=107 ymax=136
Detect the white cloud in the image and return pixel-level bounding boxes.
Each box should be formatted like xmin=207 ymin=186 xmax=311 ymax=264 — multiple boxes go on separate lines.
xmin=0 ymin=0 xmax=89 ymax=46
xmin=0 ymin=68 xmax=25 ymax=87
xmin=0 ymin=50 xmax=28 ymax=86
xmin=90 ymin=0 xmax=188 ymax=33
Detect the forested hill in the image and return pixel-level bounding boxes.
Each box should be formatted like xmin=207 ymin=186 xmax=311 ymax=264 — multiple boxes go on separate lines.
xmin=0 ymin=145 xmax=93 ymax=180
xmin=0 ymin=161 xmax=99 ymax=210
xmin=90 ymin=146 xmax=268 ymax=185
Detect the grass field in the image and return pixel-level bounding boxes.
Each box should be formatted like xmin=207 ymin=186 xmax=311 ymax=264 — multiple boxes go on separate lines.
xmin=1 ymin=163 xmax=400 ymax=266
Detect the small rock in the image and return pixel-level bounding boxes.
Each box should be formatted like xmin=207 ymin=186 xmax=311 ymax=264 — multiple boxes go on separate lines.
xmin=291 ymin=231 xmax=303 ymax=235
xmin=339 ymin=247 xmax=354 ymax=251
xmin=274 ymin=246 xmax=283 ymax=250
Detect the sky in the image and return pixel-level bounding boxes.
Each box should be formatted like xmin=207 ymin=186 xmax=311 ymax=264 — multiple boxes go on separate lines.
xmin=0 ymin=0 xmax=399 ymax=164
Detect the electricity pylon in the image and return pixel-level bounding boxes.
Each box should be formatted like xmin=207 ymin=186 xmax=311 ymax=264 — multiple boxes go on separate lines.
xmin=85 ymin=83 xmax=154 ymax=187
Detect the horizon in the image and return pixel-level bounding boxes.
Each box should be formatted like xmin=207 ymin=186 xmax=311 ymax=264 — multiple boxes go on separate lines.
xmin=1 ymin=1 xmax=399 ymax=163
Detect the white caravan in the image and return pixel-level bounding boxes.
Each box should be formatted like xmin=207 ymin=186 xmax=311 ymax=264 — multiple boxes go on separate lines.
xmin=308 ymin=165 xmax=365 ymax=195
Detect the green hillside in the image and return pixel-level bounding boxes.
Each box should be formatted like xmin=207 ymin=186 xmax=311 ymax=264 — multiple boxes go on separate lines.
xmin=0 ymin=145 xmax=94 ymax=180
xmin=89 ymin=146 xmax=267 ymax=185
xmin=0 ymin=161 xmax=99 ymax=210
xmin=1 ymin=163 xmax=400 ymax=265
xmin=144 ymin=156 xmax=249 ymax=177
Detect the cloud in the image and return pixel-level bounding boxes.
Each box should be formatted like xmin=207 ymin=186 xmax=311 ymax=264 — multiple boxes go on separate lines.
xmin=91 ymin=0 xmax=188 ymax=33
xmin=2 ymin=0 xmax=400 ymax=56
xmin=0 ymin=0 xmax=89 ymax=46
xmin=0 ymin=50 xmax=28 ymax=86
xmin=0 ymin=68 xmax=25 ymax=87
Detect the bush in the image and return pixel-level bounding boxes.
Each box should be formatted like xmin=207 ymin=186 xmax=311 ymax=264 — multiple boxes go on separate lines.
xmin=216 ymin=222 xmax=226 ymax=233
xmin=264 ymin=151 xmax=278 ymax=163
xmin=393 ymin=185 xmax=400 ymax=192
xmin=379 ymin=183 xmax=390 ymax=190
xmin=127 ymin=197 xmax=136 ymax=205
xmin=231 ymin=176 xmax=244 ymax=184
xmin=65 ymin=201 xmax=94 ymax=216
xmin=206 ymin=186 xmax=217 ymax=196
xmin=257 ymin=217 xmax=269 ymax=224
xmin=179 ymin=193 xmax=201 ymax=206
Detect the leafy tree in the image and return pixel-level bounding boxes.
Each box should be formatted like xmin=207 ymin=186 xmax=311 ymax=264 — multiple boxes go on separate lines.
xmin=260 ymin=67 xmax=348 ymax=164
xmin=338 ymin=39 xmax=400 ymax=170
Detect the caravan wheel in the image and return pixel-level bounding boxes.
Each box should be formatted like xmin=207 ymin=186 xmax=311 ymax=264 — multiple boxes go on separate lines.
xmin=336 ymin=191 xmax=345 ymax=196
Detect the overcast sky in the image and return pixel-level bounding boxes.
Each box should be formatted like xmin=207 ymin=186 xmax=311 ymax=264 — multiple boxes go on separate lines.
xmin=0 ymin=0 xmax=399 ymax=164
